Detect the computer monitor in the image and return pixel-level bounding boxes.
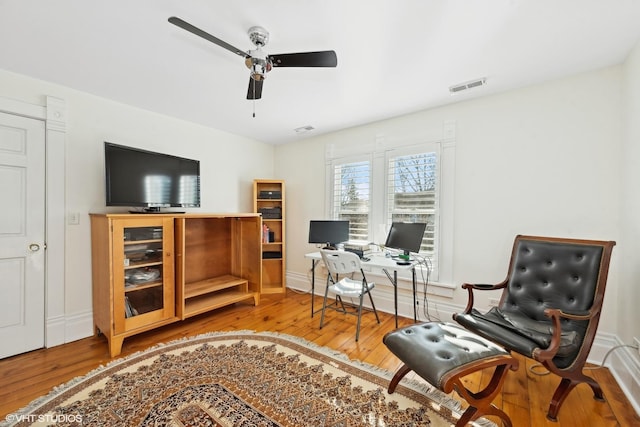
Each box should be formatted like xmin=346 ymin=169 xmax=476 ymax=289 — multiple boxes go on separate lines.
xmin=308 ymin=220 xmax=349 ymax=249
xmin=384 ymin=222 xmax=427 ymax=260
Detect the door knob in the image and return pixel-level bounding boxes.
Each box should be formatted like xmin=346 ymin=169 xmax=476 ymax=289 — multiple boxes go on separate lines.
xmin=29 ymin=243 xmax=41 ymax=252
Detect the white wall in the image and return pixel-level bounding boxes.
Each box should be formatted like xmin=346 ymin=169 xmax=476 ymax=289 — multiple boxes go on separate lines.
xmin=276 ymin=65 xmax=622 ymax=330
xmin=618 ymin=39 xmax=640 ymax=402
xmin=276 ymin=61 xmax=640 ymax=413
xmin=0 ymin=69 xmax=275 ymax=339
xmin=621 ymin=39 xmax=640 ymax=351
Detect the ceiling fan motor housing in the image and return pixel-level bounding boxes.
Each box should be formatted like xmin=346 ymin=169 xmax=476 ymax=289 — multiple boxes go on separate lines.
xmin=245 ymin=49 xmax=272 ymax=80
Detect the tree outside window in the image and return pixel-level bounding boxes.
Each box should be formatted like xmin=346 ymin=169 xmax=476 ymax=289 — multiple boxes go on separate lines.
xmin=388 ymin=152 xmax=438 ymax=254
xmin=333 ymin=161 xmax=370 ymax=241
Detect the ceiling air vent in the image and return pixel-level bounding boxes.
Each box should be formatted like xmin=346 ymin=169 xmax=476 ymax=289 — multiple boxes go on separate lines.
xmin=294 ymin=125 xmax=315 ymax=134
xmin=449 ymin=77 xmax=487 ymax=94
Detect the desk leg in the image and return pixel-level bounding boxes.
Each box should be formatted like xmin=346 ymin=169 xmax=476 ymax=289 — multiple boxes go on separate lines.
xmin=311 ymin=259 xmax=317 ymax=317
xmin=394 ymin=270 xmax=399 ymax=328
xmin=412 ymin=267 xmax=417 ymax=323
xmin=382 ymin=268 xmax=399 ymax=328
xmin=383 ymin=267 xmax=418 ymax=328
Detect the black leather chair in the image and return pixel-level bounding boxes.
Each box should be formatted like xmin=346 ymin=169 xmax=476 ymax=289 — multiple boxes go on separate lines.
xmin=453 ymin=235 xmax=615 ymax=421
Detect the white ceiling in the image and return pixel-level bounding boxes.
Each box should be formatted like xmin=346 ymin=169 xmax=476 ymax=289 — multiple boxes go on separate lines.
xmin=1 ymin=0 xmax=640 ymax=145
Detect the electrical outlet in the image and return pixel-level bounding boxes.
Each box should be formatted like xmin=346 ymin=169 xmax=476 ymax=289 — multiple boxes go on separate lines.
xmin=634 ymin=337 xmax=640 ymax=356
xmin=489 ymin=298 xmax=500 ymax=307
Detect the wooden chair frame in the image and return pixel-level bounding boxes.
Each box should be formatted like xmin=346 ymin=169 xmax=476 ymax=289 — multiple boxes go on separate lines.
xmin=453 ymin=235 xmax=615 ymax=421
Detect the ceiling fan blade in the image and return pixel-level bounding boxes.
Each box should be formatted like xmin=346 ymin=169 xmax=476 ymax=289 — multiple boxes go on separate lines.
xmin=270 ymin=51 xmax=337 ymax=68
xmin=247 ymin=78 xmax=264 ymax=100
xmin=168 ymin=16 xmax=248 ymax=58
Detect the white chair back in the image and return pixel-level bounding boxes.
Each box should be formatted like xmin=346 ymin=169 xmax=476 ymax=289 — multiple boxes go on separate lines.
xmin=320 ymin=249 xmax=361 ymax=276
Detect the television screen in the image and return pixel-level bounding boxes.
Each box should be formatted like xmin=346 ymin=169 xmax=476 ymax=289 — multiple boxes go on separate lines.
xmin=384 ymin=222 xmax=427 ymax=257
xmin=105 ymin=142 xmax=200 ymax=211
xmin=308 ymin=220 xmax=349 ymax=248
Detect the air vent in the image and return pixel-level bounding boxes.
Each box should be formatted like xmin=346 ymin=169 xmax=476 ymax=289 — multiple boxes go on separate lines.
xmin=294 ymin=125 xmax=315 ymax=134
xmin=449 ymin=77 xmax=487 ymax=94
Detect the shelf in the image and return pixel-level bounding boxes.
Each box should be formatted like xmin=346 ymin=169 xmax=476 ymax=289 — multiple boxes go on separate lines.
xmin=184 ymin=289 xmax=257 ymax=318
xmin=261 ymin=284 xmax=285 ymax=294
xmin=184 ymin=275 xmax=248 ymax=299
xmin=125 ymin=281 xmax=163 ymax=292
xmin=124 ymin=239 xmax=162 ymax=245
xmin=126 ymin=260 xmax=162 ymax=269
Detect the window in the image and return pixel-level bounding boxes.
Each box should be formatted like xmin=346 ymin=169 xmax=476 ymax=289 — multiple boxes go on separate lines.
xmin=330 ymin=158 xmax=370 ymax=241
xmin=386 ymin=148 xmax=439 ymax=272
xmin=328 ymin=141 xmax=445 ymax=281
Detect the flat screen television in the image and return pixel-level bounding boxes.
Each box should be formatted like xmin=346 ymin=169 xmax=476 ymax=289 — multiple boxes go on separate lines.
xmin=104 ymin=142 xmax=201 ymax=212
xmin=308 ymin=220 xmax=349 ymax=249
xmin=384 ymin=222 xmax=427 ymax=261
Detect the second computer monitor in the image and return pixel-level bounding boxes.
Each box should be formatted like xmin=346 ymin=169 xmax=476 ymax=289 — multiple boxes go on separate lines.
xmin=308 ymin=220 xmax=349 ymax=249
xmin=384 ymin=222 xmax=427 ymax=258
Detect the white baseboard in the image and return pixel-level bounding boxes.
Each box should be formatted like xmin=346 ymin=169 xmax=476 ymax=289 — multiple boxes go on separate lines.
xmin=286 ymin=269 xmax=640 ymax=417
xmin=286 ymin=269 xmax=455 ymax=322
xmin=46 ymin=310 xmax=94 ymax=347
xmin=599 ymin=334 xmax=640 ymax=416
xmin=64 ymin=310 xmax=94 ymax=343
xmin=45 ymin=314 xmax=66 ymax=347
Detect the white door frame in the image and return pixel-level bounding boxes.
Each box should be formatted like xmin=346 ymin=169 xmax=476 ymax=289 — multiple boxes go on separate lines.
xmin=0 ymin=95 xmax=66 ymax=348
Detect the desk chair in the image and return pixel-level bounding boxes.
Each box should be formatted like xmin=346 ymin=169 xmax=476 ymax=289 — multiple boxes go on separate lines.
xmin=319 ymin=249 xmax=380 ymax=341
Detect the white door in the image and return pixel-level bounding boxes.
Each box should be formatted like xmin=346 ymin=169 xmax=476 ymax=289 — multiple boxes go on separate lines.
xmin=0 ymin=111 xmax=46 ymax=358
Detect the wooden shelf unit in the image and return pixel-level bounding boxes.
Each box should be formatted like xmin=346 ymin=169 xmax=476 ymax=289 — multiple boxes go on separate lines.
xmin=90 ymin=213 xmax=262 ymax=357
xmin=253 ymin=179 xmax=286 ymax=294
xmin=175 ymin=215 xmax=261 ymax=318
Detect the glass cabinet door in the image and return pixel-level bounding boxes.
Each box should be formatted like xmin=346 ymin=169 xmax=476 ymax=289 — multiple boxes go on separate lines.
xmin=113 ymin=218 xmax=174 ymax=334
xmin=123 ymin=228 xmax=164 ymax=316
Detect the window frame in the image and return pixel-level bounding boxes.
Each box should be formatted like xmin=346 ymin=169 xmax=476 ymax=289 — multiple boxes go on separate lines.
xmin=326 ymin=154 xmax=373 ymax=242
xmin=384 ymin=143 xmax=441 ymax=280
xmin=325 ymin=128 xmax=455 ymax=288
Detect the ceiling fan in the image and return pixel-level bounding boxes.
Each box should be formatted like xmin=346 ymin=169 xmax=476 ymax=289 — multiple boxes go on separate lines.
xmin=168 ymin=17 xmax=337 ymax=102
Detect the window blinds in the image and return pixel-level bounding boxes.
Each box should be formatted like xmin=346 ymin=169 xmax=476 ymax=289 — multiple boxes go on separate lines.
xmin=332 ymin=160 xmax=370 ymax=241
xmin=387 ymin=151 xmax=439 ymax=274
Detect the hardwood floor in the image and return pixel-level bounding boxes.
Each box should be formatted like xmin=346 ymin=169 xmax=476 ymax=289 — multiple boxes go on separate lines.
xmin=1 ymin=289 xmax=638 ymax=426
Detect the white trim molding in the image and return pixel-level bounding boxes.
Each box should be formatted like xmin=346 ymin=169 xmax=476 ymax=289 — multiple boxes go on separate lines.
xmin=45 ymin=95 xmax=67 ymax=347
xmin=0 ymin=95 xmax=67 ymax=348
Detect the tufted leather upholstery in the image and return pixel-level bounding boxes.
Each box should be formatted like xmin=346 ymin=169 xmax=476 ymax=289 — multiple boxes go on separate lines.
xmin=455 ymin=238 xmax=606 ymax=368
xmin=383 ymin=322 xmax=519 ymax=426
xmin=383 ymin=322 xmax=509 ymax=388
xmin=453 ymin=235 xmax=615 ymax=421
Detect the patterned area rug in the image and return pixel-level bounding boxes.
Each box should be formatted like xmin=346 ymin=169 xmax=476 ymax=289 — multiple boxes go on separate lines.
xmin=3 ymin=331 xmax=495 ymax=427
